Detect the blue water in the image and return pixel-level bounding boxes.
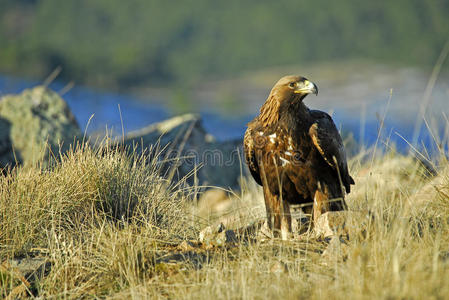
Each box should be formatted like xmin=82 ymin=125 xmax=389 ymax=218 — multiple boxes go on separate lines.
xmin=0 ymin=75 xmax=256 ymax=140
xmin=0 ymin=74 xmax=444 ymax=154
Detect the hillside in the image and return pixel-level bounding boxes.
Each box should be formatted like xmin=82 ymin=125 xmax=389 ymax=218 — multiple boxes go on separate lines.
xmin=1 ymin=0 xmax=448 ymax=88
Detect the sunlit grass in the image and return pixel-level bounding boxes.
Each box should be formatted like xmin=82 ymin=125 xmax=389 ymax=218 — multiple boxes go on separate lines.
xmin=1 ymin=136 xmax=449 ymax=299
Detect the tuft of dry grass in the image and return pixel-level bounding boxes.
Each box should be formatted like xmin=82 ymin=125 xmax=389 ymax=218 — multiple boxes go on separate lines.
xmin=0 ymin=141 xmax=197 ymax=298
xmin=1 ymin=139 xmax=449 ymax=299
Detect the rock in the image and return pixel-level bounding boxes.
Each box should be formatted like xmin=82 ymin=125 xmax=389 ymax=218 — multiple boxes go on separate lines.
xmin=258 ymin=220 xmax=273 ymax=240
xmin=215 ymin=230 xmax=238 ymax=246
xmin=315 ymin=211 xmax=369 ymax=240
xmin=178 ymin=240 xmax=196 ymax=252
xmin=410 ymin=164 xmax=449 ymax=206
xmin=347 ymin=155 xmax=432 ymax=206
xmin=0 ymin=117 xmax=16 ymax=171
xmin=199 ymin=223 xmax=225 ymax=243
xmin=122 ymin=114 xmax=244 ymax=190
xmin=315 ymin=211 xmax=347 ymax=238
xmin=1 ymin=256 xmax=51 ymax=298
xmin=0 ymin=261 xmax=30 ymax=299
xmin=270 ymin=261 xmax=288 ymax=274
xmin=199 ymin=223 xmax=238 ymax=247
xmin=0 ymin=86 xmax=82 ymax=168
xmin=8 ymin=256 xmax=51 ymax=280
xmin=321 ymin=236 xmax=349 ymax=263
xmin=197 ymin=188 xmax=232 ymax=217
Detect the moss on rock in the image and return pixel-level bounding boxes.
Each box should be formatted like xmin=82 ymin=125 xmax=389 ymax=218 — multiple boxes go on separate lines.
xmin=0 ymin=86 xmax=81 ymax=168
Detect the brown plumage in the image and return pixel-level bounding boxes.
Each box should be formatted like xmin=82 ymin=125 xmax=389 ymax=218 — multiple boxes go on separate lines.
xmin=244 ymin=75 xmax=354 ymax=239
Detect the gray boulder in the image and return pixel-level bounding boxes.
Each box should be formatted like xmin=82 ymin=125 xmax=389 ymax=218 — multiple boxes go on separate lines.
xmin=123 ymin=114 xmax=245 ymax=190
xmin=0 ymin=86 xmax=82 ymax=168
xmin=0 ymin=117 xmax=16 ymax=170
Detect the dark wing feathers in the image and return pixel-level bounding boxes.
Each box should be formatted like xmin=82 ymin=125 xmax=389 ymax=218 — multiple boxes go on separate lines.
xmin=308 ymin=110 xmax=344 ymax=168
xmin=308 ymin=110 xmax=354 ymax=192
xmin=243 ymin=125 xmax=262 ymax=185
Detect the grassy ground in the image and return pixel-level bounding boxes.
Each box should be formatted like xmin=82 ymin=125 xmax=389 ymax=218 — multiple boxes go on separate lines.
xmin=1 ymin=139 xmax=449 ymax=299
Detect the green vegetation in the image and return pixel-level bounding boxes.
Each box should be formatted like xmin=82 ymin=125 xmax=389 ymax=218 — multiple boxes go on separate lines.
xmin=1 ymin=136 xmax=449 ymax=298
xmin=0 ymin=0 xmax=448 ymax=88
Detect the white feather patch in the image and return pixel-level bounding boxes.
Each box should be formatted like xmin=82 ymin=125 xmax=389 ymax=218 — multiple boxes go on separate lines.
xmin=280 ymin=157 xmax=290 ymax=166
xmin=287 ymin=137 xmax=294 ymax=150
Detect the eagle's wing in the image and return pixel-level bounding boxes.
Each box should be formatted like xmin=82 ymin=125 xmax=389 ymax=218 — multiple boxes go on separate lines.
xmin=243 ymin=125 xmax=262 ymax=186
xmin=309 ymin=110 xmax=354 ymax=192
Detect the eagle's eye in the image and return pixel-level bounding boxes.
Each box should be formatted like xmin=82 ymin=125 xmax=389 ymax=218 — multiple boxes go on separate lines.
xmin=288 ymin=82 xmax=296 ymax=88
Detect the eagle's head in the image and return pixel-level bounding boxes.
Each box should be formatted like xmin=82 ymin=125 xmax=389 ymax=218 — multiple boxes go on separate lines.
xmin=259 ymin=75 xmax=318 ymax=126
xmin=273 ymin=75 xmax=318 ymax=101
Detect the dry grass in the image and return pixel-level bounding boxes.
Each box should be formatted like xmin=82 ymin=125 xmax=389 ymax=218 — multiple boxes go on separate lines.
xmin=1 ymin=139 xmax=449 ymax=299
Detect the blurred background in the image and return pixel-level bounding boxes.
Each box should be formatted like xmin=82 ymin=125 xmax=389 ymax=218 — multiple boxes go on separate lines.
xmin=0 ymin=0 xmax=448 ymax=151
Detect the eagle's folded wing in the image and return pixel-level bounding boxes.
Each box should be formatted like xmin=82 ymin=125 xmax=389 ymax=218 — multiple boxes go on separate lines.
xmin=308 ymin=110 xmax=354 ymax=191
xmin=244 ymin=126 xmax=262 ymax=185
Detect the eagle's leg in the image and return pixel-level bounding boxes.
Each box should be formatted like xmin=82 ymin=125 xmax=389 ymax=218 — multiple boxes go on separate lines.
xmin=280 ymin=198 xmax=292 ymax=240
xmin=263 ymin=188 xmax=274 ymax=234
xmin=262 ymin=185 xmax=278 ymax=237
xmin=262 ymin=188 xmax=292 ymax=240
xmin=312 ymin=182 xmax=330 ymax=225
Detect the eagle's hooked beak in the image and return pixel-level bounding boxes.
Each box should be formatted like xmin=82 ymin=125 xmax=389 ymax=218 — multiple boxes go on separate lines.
xmin=294 ymin=80 xmax=318 ymax=96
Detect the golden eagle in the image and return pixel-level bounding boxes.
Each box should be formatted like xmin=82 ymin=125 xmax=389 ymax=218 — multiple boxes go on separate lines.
xmin=244 ymin=75 xmax=354 ymax=239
